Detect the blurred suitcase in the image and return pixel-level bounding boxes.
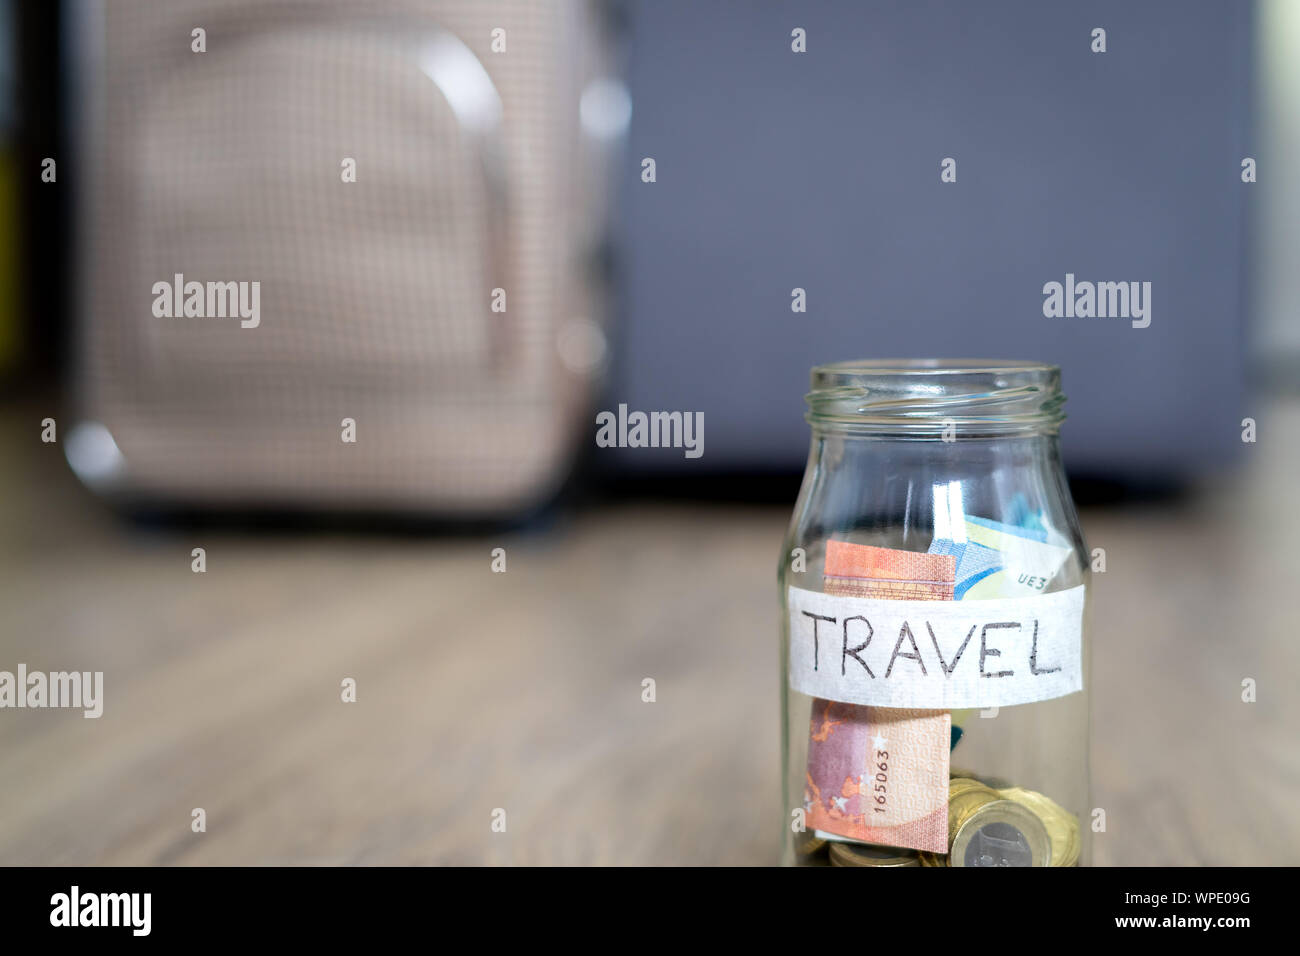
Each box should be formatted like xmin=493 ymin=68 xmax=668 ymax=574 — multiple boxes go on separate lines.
xmin=67 ymin=0 xmax=616 ymax=515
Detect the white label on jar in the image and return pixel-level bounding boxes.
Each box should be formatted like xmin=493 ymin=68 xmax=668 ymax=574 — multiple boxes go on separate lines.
xmin=787 ymin=584 xmax=1085 ymax=709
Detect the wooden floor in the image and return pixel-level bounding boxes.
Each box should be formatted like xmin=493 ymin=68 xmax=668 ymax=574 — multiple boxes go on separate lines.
xmin=0 ymin=402 xmax=1296 ymax=866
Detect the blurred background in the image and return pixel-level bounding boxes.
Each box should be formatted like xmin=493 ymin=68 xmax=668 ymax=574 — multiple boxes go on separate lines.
xmin=0 ymin=0 xmax=1295 ymax=864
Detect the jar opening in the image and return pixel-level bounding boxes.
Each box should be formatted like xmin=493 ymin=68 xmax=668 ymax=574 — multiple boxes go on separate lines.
xmin=806 ymin=359 xmax=1065 ymax=437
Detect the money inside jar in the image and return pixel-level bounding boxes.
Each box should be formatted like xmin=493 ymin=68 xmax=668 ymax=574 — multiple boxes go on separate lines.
xmin=803 ymin=542 xmax=955 ymax=854
xmin=797 ymin=511 xmax=1082 ymax=867
xmin=783 ymin=361 xmax=1090 ymax=868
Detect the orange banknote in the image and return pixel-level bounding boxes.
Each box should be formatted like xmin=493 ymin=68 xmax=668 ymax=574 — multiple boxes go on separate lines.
xmin=803 ymin=541 xmax=953 ymax=852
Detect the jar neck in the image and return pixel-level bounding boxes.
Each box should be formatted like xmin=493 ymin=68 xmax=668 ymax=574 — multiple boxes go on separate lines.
xmin=793 ymin=421 xmax=1080 ymax=566
xmin=805 ymin=360 xmax=1066 ymax=441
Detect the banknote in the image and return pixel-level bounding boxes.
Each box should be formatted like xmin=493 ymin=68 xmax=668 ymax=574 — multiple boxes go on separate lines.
xmin=806 ymin=699 xmax=951 ymax=851
xmin=934 ymin=511 xmax=1074 ymax=741
xmin=928 ymin=515 xmax=1073 ymax=600
xmin=803 ymin=542 xmax=953 ymax=853
xmin=822 ymin=539 xmax=955 ymax=601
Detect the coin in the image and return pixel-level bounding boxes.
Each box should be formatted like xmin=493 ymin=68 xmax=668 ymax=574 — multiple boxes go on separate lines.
xmin=949 ymin=792 xmax=1051 ymax=867
xmin=998 ymin=786 xmax=1080 ymax=867
xmin=829 ymin=841 xmax=922 ymax=867
xmin=948 ymin=789 xmax=1000 ymax=840
xmin=795 ymin=832 xmax=828 ymax=859
xmin=948 ymin=776 xmax=995 ymax=799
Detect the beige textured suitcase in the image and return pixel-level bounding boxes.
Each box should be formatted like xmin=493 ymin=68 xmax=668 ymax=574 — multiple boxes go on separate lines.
xmin=67 ymin=0 xmax=615 ymax=515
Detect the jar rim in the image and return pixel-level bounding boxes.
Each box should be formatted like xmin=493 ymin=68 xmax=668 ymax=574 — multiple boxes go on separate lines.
xmin=806 ymin=358 xmax=1065 ymax=437
xmin=812 ymin=358 xmax=1059 ymax=378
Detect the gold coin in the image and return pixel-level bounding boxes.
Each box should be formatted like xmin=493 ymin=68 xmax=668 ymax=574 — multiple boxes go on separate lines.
xmin=918 ymin=851 xmax=948 ymax=867
xmin=795 ymin=833 xmax=828 ymax=858
xmin=951 ymin=769 xmax=1014 ymax=789
xmin=950 ymin=769 xmax=1013 ymax=790
xmin=948 ymin=788 xmax=1002 ymax=839
xmin=799 ymin=848 xmax=832 ymax=867
xmin=1002 ymin=787 xmax=1079 ymax=866
xmin=997 ymin=787 xmax=1080 ymax=867
xmin=948 ymin=777 xmax=996 ymax=801
xmin=829 ymin=842 xmax=922 ymax=867
xmin=949 ymin=795 xmax=1051 ymax=867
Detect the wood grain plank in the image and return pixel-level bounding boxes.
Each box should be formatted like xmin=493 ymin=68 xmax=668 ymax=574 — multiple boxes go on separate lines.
xmin=0 ymin=403 xmax=1295 ymax=865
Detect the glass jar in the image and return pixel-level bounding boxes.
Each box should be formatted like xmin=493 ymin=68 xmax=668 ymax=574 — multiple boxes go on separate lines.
xmin=779 ymin=360 xmax=1091 ymax=867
